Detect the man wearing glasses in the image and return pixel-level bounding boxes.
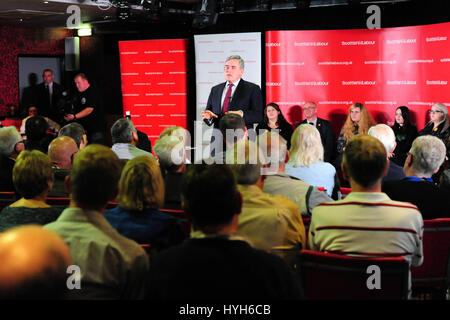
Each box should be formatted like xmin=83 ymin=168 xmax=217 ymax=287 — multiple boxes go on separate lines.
xmin=297 ymin=101 xmax=335 ymax=163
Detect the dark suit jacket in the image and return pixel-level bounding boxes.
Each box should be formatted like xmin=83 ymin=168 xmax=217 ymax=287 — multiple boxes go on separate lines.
xmin=204 ymin=79 xmax=263 ymax=129
xmin=383 ymin=178 xmax=450 ymax=220
xmin=36 ymin=82 xmax=63 ymax=121
xmin=298 ymin=118 xmax=335 ymax=162
xmin=382 ymin=160 xmax=406 ymax=183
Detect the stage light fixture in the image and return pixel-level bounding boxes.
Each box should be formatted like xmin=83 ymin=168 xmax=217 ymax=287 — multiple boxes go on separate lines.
xmin=116 ymin=1 xmax=132 ymax=21
xmin=193 ymin=0 xmax=218 ymax=29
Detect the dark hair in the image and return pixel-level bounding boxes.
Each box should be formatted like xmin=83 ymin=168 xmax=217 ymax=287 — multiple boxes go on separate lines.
xmin=25 ymin=116 xmax=48 ymax=141
xmin=42 ymin=69 xmax=53 ymax=75
xmin=181 ymin=164 xmax=240 ymax=228
xmin=111 ymin=118 xmax=135 ymax=144
xmin=74 ymin=73 xmax=88 ymax=81
xmin=343 ymin=135 xmax=387 ymax=188
xmin=219 ymin=113 xmax=246 ymax=144
xmin=263 ymin=102 xmax=289 ymax=127
xmin=392 ymin=106 xmax=412 ymax=133
xmin=58 ymin=123 xmax=86 ymax=148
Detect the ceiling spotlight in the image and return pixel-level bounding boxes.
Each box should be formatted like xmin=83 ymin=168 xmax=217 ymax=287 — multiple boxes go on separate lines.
xmin=116 ymin=1 xmax=131 ymax=21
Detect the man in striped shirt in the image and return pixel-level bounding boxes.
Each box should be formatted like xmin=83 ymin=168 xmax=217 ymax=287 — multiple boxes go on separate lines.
xmin=309 ymin=135 xmax=423 ymax=293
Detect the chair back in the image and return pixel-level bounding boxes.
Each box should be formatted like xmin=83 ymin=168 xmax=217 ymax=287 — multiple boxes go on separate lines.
xmin=160 ymin=208 xmax=191 ymax=237
xmin=298 ymin=249 xmax=409 ymax=299
xmin=411 ymin=218 xmax=450 ymax=292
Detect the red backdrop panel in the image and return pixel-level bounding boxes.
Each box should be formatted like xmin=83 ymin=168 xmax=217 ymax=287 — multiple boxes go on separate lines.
xmin=266 ymin=23 xmax=450 ymax=136
xmin=119 ymin=39 xmax=188 ymax=147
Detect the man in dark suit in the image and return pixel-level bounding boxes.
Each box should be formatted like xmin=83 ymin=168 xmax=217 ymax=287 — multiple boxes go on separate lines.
xmin=36 ymin=69 xmax=63 ymax=122
xmin=297 ymin=102 xmax=335 ymax=162
xmin=201 ymin=55 xmax=263 ymax=129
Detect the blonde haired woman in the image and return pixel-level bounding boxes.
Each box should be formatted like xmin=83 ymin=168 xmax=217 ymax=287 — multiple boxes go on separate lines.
xmin=105 ymin=155 xmax=185 ymax=248
xmin=0 ymin=150 xmax=62 ymax=232
xmin=337 ymin=103 xmax=377 ymax=154
xmin=285 ymin=124 xmax=336 ymax=197
xmin=418 ymin=103 xmax=450 ymax=141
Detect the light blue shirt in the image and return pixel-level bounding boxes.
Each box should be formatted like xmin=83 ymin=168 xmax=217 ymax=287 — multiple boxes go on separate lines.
xmin=111 ymin=143 xmax=155 ymax=160
xmin=285 ymin=162 xmax=336 ymax=197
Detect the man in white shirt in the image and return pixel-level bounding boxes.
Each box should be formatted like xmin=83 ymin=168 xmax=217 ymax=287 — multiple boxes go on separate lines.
xmin=309 ymin=135 xmax=423 ymax=294
xmin=201 ymin=55 xmax=263 ymax=129
xmin=110 ymin=118 xmax=154 ymax=160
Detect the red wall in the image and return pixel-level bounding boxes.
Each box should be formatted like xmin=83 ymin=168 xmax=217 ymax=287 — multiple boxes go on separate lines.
xmin=0 ymin=25 xmax=72 ymax=116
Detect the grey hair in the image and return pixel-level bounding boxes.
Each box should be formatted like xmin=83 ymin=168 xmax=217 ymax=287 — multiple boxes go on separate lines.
xmin=225 ymin=140 xmax=263 ymax=185
xmin=154 ymin=135 xmax=185 ymax=172
xmin=0 ymin=126 xmax=21 ymax=156
xmin=111 ymin=118 xmax=136 ymax=144
xmin=432 ymin=103 xmax=450 ymax=132
xmin=225 ymin=55 xmax=244 ymax=69
xmin=368 ymin=124 xmax=396 ymax=155
xmin=257 ymin=131 xmax=287 ymax=165
xmin=409 ymin=135 xmax=446 ymax=177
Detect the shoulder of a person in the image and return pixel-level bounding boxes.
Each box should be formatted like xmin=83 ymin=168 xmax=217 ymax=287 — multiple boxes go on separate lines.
xmin=318 ymin=118 xmax=331 ymax=125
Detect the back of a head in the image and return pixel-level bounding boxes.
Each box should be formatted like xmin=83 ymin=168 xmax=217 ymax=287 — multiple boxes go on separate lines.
xmin=343 ymin=135 xmax=387 ymax=188
xmin=0 ymin=226 xmax=72 ymax=300
xmin=70 ymin=144 xmax=122 ymax=209
xmin=368 ymin=124 xmax=396 ymax=154
xmin=48 ymin=136 xmax=78 ymax=169
xmin=13 ymin=150 xmax=54 ymax=199
xmin=409 ymin=135 xmax=446 ymax=177
xmin=111 ymin=118 xmax=135 ymax=144
xmin=219 ymin=113 xmax=246 ymax=144
xmin=25 ymin=116 xmax=48 ymax=141
xmin=0 ymin=126 xmax=21 ymax=157
xmin=117 ymin=155 xmax=164 ymax=211
xmin=154 ymin=135 xmax=185 ymax=172
xmin=290 ymin=124 xmax=324 ymax=166
xmin=58 ymin=123 xmax=86 ymax=149
xmin=181 ymin=164 xmax=239 ymax=228
xmin=225 ymin=140 xmax=262 ymax=185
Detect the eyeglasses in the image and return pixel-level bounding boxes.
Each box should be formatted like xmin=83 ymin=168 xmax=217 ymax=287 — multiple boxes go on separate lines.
xmin=428 ymin=110 xmax=443 ymax=114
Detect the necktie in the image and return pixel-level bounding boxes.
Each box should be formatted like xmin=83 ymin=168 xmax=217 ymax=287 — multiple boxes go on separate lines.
xmin=45 ymin=84 xmax=51 ymax=107
xmin=222 ymin=83 xmax=234 ymax=114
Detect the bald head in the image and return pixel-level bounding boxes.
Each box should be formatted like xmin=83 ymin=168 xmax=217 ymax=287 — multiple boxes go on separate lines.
xmin=48 ymin=136 xmax=78 ymax=169
xmin=0 ymin=226 xmax=72 ymax=299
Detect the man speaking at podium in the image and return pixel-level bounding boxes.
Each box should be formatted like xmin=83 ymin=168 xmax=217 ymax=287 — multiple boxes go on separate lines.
xmin=201 ymin=55 xmax=263 ymax=129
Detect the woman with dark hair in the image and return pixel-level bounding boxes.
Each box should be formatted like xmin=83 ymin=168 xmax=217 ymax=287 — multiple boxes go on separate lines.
xmin=256 ymin=102 xmax=294 ymax=148
xmin=391 ymin=106 xmax=418 ymax=166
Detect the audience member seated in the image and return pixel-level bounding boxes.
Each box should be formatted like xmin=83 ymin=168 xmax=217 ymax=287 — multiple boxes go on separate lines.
xmin=47 ymin=136 xmax=78 ymax=197
xmin=255 ymin=102 xmax=293 ymax=149
xmin=258 ymin=132 xmax=333 ymax=216
xmin=209 ymin=113 xmax=248 ymax=161
xmin=383 ymin=135 xmax=449 ymax=219
xmin=368 ymin=124 xmax=406 ymax=182
xmin=105 ymin=156 xmax=185 ymax=249
xmin=24 ymin=115 xmax=52 ymax=153
xmin=111 ymin=118 xmax=155 ymax=160
xmin=147 ymin=164 xmax=304 ymax=300
xmin=154 ymin=135 xmax=187 ymax=210
xmin=0 ymin=226 xmax=72 ymax=300
xmin=391 ymin=106 xmax=418 ymax=166
xmin=0 ymin=126 xmax=24 ymax=191
xmin=285 ymin=124 xmax=336 ymax=197
xmin=418 ymin=103 xmax=450 ymax=142
xmin=439 ymin=137 xmax=450 ymax=192
xmin=309 ymin=135 xmax=423 ymax=295
xmin=58 ymin=122 xmax=88 ymax=150
xmin=336 ymin=103 xmax=377 ymax=154
xmin=20 ymin=105 xmax=60 ymax=136
xmin=158 ymin=126 xmax=191 ymax=164
xmin=0 ymin=150 xmax=63 ymax=232
xmin=45 ymin=145 xmax=149 ymax=299
xmin=196 ymin=140 xmax=306 ymax=251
